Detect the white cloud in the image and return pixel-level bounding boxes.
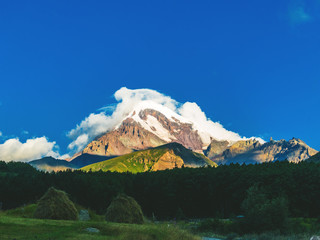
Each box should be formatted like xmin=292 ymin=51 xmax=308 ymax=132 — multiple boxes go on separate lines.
xmin=67 ymin=133 xmax=89 ymax=153
xmin=67 ymin=87 xmax=178 ymax=153
xmin=179 ymin=102 xmax=264 ymax=145
xmin=178 ymin=102 xmax=243 ymax=145
xmin=67 ymin=87 xmax=264 ymax=154
xmin=0 ymin=136 xmax=59 ymax=162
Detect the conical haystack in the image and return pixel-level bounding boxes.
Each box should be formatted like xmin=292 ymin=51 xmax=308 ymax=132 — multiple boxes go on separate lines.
xmin=106 ymin=194 xmax=144 ymax=224
xmin=34 ymin=187 xmax=78 ymax=220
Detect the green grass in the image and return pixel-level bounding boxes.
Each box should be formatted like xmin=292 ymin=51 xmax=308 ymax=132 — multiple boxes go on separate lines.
xmin=0 ymin=205 xmax=200 ymax=240
xmin=2 ymin=204 xmax=37 ymax=218
xmin=81 ymin=143 xmax=216 ymax=173
xmin=0 ymin=215 xmax=200 ymax=240
xmin=2 ymin=203 xmax=104 ymax=222
xmin=81 ymin=148 xmax=167 ymax=173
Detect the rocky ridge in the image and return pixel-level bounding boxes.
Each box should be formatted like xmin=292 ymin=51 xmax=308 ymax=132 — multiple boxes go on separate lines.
xmin=80 ymin=109 xmax=205 ymax=157
xmin=208 ymin=137 xmax=318 ymax=164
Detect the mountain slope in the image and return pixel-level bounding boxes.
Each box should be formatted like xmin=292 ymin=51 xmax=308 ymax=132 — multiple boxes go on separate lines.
xmin=77 ymin=108 xmax=217 ymax=159
xmin=70 ymin=153 xmax=116 ymax=168
xmin=203 ymin=139 xmax=229 ymax=159
xmin=29 ymin=154 xmax=115 ymax=172
xmin=209 ymin=138 xmax=318 ymax=164
xmin=29 ymin=157 xmax=74 ymax=172
xmin=82 ymin=118 xmax=167 ymax=156
xmin=81 ymin=142 xmax=216 ymax=173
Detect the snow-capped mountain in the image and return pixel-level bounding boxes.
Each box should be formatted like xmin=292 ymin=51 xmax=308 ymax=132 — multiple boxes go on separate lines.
xmin=73 ymin=103 xmax=317 ymax=164
xmin=81 ymin=104 xmax=210 ymax=157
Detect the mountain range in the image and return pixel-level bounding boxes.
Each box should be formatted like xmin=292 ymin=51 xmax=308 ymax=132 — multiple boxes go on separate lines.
xmin=29 ymin=104 xmax=318 ymax=172
xmin=29 ymin=154 xmax=114 ymax=172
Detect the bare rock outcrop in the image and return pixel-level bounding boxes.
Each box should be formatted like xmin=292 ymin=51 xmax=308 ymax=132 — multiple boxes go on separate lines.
xmin=151 ymin=150 xmax=184 ymax=171
xmin=80 ymin=109 xmax=205 ymax=157
xmin=204 ymin=139 xmax=229 ymax=159
xmin=210 ymin=138 xmax=318 ymax=164
xmin=82 ymin=118 xmax=166 ymax=156
xmin=139 ymin=109 xmax=204 ymax=151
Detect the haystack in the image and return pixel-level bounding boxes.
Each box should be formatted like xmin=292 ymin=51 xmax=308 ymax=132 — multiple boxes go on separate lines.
xmin=105 ymin=194 xmax=144 ymax=224
xmin=34 ymin=187 xmax=78 ymax=220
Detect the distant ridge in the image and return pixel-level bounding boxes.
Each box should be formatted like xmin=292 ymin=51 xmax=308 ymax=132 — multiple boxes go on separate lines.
xmin=29 ymin=157 xmax=73 ymax=172
xmin=29 ymin=154 xmax=116 ymax=172
xmin=209 ymin=138 xmax=318 ymax=164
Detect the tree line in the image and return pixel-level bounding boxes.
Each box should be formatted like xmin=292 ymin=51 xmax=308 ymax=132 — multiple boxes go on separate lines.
xmin=1 ymin=160 xmax=320 ymax=220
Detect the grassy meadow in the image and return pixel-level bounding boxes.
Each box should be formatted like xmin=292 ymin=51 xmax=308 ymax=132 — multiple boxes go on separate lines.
xmin=2 ymin=204 xmax=320 ymax=240
xmin=0 ymin=205 xmax=200 ymax=240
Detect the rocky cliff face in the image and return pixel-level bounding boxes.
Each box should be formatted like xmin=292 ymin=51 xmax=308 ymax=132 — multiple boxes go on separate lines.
xmin=79 ymin=108 xmax=205 ymax=157
xmin=257 ymin=138 xmax=318 ymax=163
xmin=208 ymin=137 xmax=318 ymax=164
xmin=137 ymin=109 xmax=204 ymax=151
xmin=212 ymin=139 xmax=262 ymax=162
xmin=203 ymin=139 xmax=230 ymax=159
xmin=82 ymin=118 xmax=166 ymax=156
xmin=150 ymin=150 xmax=185 ymax=171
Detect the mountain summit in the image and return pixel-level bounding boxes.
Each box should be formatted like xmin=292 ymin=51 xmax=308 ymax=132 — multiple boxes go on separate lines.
xmin=80 ymin=104 xmax=218 ymax=157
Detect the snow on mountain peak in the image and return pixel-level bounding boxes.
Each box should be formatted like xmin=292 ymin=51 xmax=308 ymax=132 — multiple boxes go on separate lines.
xmin=119 ymin=100 xmax=264 ymax=148
xmin=127 ymin=101 xmax=190 ymax=124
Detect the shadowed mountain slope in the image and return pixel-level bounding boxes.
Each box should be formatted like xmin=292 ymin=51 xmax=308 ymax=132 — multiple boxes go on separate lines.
xmin=29 ymin=154 xmax=115 ymax=172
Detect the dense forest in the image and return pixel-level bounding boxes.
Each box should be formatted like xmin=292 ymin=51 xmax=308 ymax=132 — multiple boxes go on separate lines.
xmin=1 ymin=161 xmax=320 ymax=220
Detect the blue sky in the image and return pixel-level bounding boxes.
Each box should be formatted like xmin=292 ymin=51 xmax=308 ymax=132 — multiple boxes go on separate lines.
xmin=0 ymin=0 xmax=319 ymax=159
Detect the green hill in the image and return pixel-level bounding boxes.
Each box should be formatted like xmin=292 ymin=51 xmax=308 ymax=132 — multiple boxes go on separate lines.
xmin=81 ymin=142 xmax=216 ymax=173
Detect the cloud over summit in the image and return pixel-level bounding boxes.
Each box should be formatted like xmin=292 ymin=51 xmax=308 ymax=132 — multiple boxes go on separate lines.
xmin=67 ymin=87 xmax=178 ymax=153
xmin=67 ymin=87 xmax=264 ymax=154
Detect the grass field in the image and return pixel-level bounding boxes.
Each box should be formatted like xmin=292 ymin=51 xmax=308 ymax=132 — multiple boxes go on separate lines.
xmin=0 ymin=206 xmax=201 ymax=240
xmin=2 ymin=205 xmax=320 ymax=240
